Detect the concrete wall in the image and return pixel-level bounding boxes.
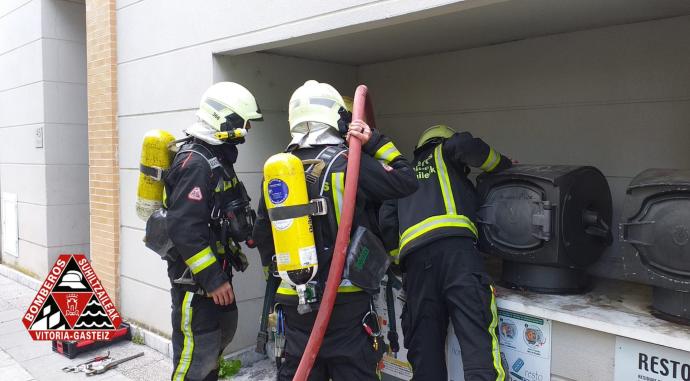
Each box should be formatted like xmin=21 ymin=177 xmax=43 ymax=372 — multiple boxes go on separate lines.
xmin=358 ymin=14 xmax=690 ymax=267
xmin=355 ymin=15 xmax=689 ymax=381
xmin=117 ymin=51 xmax=357 ymax=348
xmin=0 ymin=0 xmax=88 ymax=277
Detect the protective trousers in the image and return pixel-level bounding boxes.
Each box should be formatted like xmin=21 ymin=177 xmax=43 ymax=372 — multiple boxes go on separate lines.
xmin=170 ymin=287 xmax=238 ymax=381
xmin=278 ymin=298 xmax=383 ymax=381
xmin=402 ymin=237 xmax=505 ymax=381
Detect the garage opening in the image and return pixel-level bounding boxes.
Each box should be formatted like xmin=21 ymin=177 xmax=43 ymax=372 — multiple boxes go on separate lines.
xmin=213 ymin=0 xmax=690 ymax=378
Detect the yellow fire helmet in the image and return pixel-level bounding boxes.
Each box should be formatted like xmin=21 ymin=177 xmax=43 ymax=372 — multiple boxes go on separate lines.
xmin=416 ymin=124 xmax=457 ymax=149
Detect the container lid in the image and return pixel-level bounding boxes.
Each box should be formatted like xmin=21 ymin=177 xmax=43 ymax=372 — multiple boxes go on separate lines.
xmin=629 ymin=168 xmax=690 ymax=190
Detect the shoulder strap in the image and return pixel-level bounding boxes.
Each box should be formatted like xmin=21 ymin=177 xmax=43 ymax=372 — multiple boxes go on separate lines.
xmin=318 ymin=145 xmax=347 ymax=196
xmin=176 ymin=143 xmax=234 ymax=180
xmin=177 ymin=143 xmax=222 ymax=170
xmin=314 ymin=145 xmax=347 ymax=260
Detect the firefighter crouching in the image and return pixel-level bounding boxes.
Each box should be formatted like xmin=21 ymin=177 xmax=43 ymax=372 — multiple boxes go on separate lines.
xmin=380 ymin=125 xmax=513 ymax=381
xmin=160 ymin=82 xmax=262 ymax=381
xmin=253 ymin=80 xmax=418 ymax=380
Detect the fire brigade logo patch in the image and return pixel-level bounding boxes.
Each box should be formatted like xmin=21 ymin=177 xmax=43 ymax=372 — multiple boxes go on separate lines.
xmin=22 ymin=254 xmax=122 ymax=341
xmin=188 ymin=186 xmax=203 ymax=201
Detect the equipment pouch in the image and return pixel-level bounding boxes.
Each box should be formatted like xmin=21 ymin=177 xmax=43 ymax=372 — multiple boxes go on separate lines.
xmin=144 ymin=208 xmax=175 ymax=260
xmin=344 ymin=226 xmax=391 ymax=294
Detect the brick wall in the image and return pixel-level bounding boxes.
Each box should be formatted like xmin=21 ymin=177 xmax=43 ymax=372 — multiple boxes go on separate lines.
xmin=85 ymin=0 xmax=120 ymax=305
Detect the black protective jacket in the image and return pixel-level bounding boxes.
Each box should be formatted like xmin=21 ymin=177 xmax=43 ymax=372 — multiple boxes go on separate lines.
xmin=164 ymin=141 xmax=242 ymax=295
xmin=379 ymin=132 xmax=512 ymax=261
xmin=253 ymin=130 xmax=418 ymax=304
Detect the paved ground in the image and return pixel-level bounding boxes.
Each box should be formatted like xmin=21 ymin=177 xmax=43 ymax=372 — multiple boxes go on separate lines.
xmin=0 ymin=271 xmax=276 ymax=381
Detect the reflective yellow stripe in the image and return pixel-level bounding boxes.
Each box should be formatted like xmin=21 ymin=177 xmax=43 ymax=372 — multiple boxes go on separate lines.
xmin=276 ymin=280 xmax=362 ymax=295
xmin=399 ymin=214 xmax=477 ymax=252
xmin=338 ymin=279 xmax=363 ymax=293
xmin=173 ymin=292 xmax=194 ymax=381
xmin=434 ymin=144 xmax=457 ymax=214
xmin=185 ymin=247 xmax=216 ymax=274
xmin=480 ymin=147 xmax=502 ymax=172
xmin=338 ymin=285 xmax=363 ymax=293
xmin=331 ymin=172 xmax=344 ymax=226
xmin=374 ymin=142 xmax=402 ymax=164
xmin=489 ymin=285 xmax=505 ymax=381
xmin=277 ymin=282 xmax=298 ymax=295
xmin=162 ymin=186 xmax=168 ymax=208
xmin=389 ymin=248 xmax=399 ymax=257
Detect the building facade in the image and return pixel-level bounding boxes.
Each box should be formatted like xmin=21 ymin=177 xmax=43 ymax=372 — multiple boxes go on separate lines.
xmin=2 ymin=0 xmax=690 ymax=378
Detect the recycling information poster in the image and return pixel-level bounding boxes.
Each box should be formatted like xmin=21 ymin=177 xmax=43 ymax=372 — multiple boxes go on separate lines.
xmin=615 ymin=336 xmax=690 ymax=381
xmin=374 ymin=280 xmax=553 ymax=381
xmin=498 ymin=309 xmax=552 ymax=381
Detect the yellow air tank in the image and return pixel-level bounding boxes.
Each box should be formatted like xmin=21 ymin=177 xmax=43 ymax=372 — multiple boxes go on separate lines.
xmin=263 ymin=153 xmax=318 ymax=310
xmin=136 ymin=129 xmax=175 ymax=221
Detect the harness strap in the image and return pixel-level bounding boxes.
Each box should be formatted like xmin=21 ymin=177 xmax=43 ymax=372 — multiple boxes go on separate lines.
xmin=140 ymin=164 xmax=166 ymax=181
xmin=177 ymin=143 xmax=230 ymax=178
xmin=267 ymin=199 xmax=327 ymax=221
xmin=177 ymin=143 xmax=235 ymax=221
xmin=318 ymin=147 xmax=348 ymax=195
xmin=385 ymin=269 xmax=401 ymax=353
xmin=302 ymin=159 xmax=326 ymax=184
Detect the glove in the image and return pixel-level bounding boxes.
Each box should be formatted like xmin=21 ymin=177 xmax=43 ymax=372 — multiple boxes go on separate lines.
xmin=228 ymin=241 xmax=249 ymax=272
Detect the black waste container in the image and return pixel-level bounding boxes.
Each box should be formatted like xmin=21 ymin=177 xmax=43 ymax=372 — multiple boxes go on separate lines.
xmin=618 ymin=168 xmax=690 ymax=324
xmin=476 ymin=165 xmax=613 ymax=293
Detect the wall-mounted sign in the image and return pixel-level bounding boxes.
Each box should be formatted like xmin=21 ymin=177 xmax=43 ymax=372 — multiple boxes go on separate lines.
xmin=498 ymin=309 xmax=552 ymax=381
xmin=615 ymin=337 xmax=690 ymax=381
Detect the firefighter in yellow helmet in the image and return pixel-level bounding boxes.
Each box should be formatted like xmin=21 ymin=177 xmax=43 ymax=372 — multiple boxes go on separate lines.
xmin=253 ymin=80 xmax=418 ymax=380
xmin=379 ymin=125 xmax=513 ymax=381
xmin=164 ymin=82 xmax=262 ymax=381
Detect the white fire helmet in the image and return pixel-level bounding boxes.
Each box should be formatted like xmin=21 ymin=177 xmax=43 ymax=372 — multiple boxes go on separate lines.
xmin=288 ymin=80 xmax=348 ymax=148
xmin=187 ymin=82 xmax=262 ymax=145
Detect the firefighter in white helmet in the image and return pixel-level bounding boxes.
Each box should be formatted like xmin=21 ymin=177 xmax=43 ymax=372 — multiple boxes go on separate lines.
xmin=253 ymin=80 xmax=418 ymax=380
xmin=165 ymin=82 xmax=262 ymax=381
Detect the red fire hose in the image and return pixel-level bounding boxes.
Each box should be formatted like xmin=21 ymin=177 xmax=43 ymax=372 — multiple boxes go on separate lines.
xmin=293 ymin=85 xmax=375 ymax=380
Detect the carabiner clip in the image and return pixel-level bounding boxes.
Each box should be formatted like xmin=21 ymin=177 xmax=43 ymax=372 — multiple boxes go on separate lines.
xmin=361 ymin=310 xmax=382 ymax=338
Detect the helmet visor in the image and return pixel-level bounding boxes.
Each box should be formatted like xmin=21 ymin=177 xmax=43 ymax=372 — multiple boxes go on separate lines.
xmin=222 ymin=113 xmax=246 ymax=132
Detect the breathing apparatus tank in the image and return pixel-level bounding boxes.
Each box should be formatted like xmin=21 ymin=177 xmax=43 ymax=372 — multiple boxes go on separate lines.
xmin=136 ymin=129 xmax=176 ymax=221
xmin=263 ymin=153 xmax=319 ymax=313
